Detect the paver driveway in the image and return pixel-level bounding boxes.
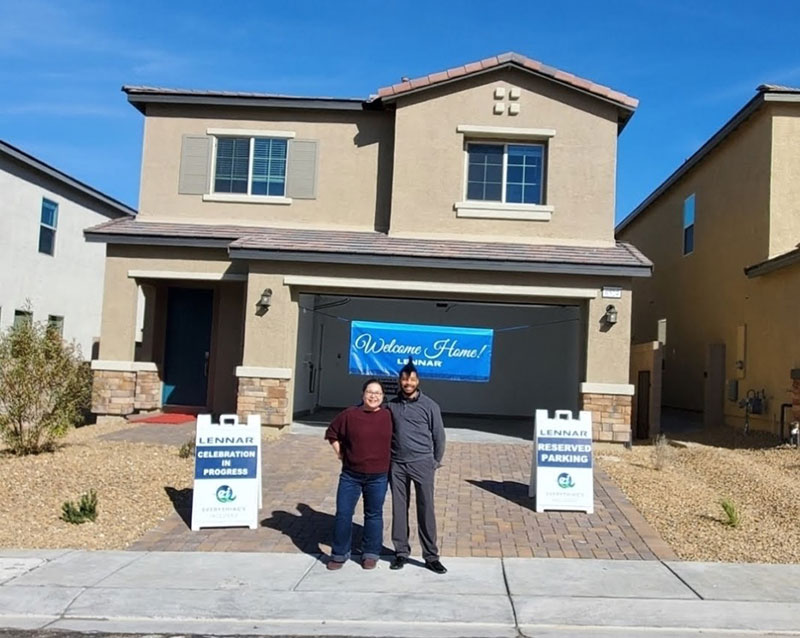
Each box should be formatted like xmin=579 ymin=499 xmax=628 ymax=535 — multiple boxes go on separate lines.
xmin=126 ymin=428 xmax=674 ymax=560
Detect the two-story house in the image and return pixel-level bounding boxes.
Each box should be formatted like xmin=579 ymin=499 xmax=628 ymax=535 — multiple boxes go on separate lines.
xmin=616 ymin=85 xmax=800 ymax=436
xmin=86 ymin=52 xmax=650 ymax=441
xmin=0 ymin=140 xmax=135 ymax=357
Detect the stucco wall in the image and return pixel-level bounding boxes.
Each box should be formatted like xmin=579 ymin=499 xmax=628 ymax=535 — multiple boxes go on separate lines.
xmin=138 ymin=104 xmax=394 ymax=231
xmin=0 ymin=156 xmax=113 ymax=358
xmin=619 ymin=106 xmax=800 ymax=433
xmin=389 ymin=69 xmax=620 ymax=245
xmin=768 ymin=103 xmax=800 ymax=258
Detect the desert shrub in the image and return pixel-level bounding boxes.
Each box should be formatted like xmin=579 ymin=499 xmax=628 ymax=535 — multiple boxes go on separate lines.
xmin=178 ymin=438 xmax=196 ymax=459
xmin=651 ymin=434 xmax=672 ymax=470
xmin=721 ymin=498 xmax=741 ymax=528
xmin=0 ymin=315 xmax=91 ymax=454
xmin=61 ymin=489 xmax=98 ymax=524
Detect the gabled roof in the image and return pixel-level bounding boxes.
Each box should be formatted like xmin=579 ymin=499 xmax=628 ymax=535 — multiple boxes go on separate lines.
xmin=616 ymin=84 xmax=800 ymax=235
xmin=0 ymin=140 xmax=136 ymax=218
xmin=84 ymin=218 xmax=652 ymax=278
xmin=123 ymin=52 xmax=638 ymax=128
xmin=373 ymin=52 xmax=639 ymax=114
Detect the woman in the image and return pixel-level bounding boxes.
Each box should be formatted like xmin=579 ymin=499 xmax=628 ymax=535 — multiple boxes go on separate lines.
xmin=324 ymin=378 xmax=392 ymax=570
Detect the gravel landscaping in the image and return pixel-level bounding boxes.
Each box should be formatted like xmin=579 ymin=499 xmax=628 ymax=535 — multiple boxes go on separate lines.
xmin=2 ymin=418 xmax=799 ymax=562
xmin=595 ymin=427 xmax=800 ymax=563
xmin=0 ymin=419 xmax=194 ymax=550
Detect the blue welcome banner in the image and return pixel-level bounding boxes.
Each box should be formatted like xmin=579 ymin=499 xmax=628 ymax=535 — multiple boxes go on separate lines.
xmin=349 ymin=320 xmax=493 ymax=382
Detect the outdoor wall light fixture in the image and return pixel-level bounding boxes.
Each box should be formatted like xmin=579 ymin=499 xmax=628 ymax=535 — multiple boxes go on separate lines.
xmin=604 ymin=304 xmax=618 ymax=325
xmin=255 ymin=288 xmax=273 ymax=316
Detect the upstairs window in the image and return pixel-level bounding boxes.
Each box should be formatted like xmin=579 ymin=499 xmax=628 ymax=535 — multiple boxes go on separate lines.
xmin=39 ymin=198 xmax=58 ymax=255
xmin=13 ymin=310 xmax=32 ymax=329
xmin=683 ymin=194 xmax=695 ymax=255
xmin=213 ymin=136 xmax=287 ymax=197
xmin=466 ymin=143 xmax=545 ymax=205
xmin=47 ymin=315 xmax=64 ymax=338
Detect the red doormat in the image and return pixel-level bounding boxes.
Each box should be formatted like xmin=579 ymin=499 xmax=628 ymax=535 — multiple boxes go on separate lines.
xmin=137 ymin=413 xmax=196 ymax=425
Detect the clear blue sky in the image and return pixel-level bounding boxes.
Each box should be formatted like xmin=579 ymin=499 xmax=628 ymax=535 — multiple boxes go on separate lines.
xmin=2 ymin=0 xmax=799 ymax=223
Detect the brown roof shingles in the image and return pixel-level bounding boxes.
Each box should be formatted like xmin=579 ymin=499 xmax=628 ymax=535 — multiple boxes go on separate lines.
xmin=375 ymin=51 xmax=639 ymax=110
xmin=85 ymin=218 xmax=651 ymax=270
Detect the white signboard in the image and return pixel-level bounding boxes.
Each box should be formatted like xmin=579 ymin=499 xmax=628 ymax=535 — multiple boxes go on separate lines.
xmin=529 ymin=409 xmax=594 ymax=514
xmin=191 ymin=414 xmax=262 ymax=531
xmin=602 ymin=286 xmax=623 ymax=299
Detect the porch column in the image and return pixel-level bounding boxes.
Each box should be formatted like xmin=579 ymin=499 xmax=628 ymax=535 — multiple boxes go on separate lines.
xmin=92 ymin=258 xmax=161 ymax=416
xmin=237 ymin=271 xmax=299 ymax=427
xmin=582 ymin=289 xmax=634 ymax=442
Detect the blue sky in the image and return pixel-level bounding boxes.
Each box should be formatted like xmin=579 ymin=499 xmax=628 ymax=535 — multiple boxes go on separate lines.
xmin=1 ymin=0 xmax=799 ymax=223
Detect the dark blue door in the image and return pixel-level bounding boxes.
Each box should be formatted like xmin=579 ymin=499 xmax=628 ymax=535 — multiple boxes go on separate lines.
xmin=162 ymin=287 xmax=214 ymax=406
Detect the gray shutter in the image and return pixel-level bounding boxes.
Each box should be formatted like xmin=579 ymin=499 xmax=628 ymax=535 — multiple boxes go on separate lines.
xmin=286 ymin=139 xmax=318 ymax=199
xmin=178 ymin=135 xmax=211 ymax=194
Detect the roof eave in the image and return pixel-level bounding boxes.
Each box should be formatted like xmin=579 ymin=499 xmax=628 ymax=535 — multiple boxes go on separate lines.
xmin=228 ymin=246 xmax=652 ymax=277
xmin=0 ymin=141 xmax=136 ymax=218
xmin=124 ymin=90 xmax=369 ymax=115
xmin=745 ymin=246 xmax=800 ymax=278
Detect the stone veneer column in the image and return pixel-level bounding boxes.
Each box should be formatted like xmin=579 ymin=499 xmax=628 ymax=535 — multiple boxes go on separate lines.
xmin=580 ymin=383 xmax=634 ymax=442
xmin=236 ymin=366 xmax=292 ymax=427
xmin=134 ymin=367 xmax=162 ymax=411
xmin=91 ymin=361 xmax=161 ymax=416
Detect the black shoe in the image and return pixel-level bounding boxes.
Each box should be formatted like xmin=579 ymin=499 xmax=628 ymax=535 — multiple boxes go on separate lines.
xmin=389 ymin=555 xmax=407 ymax=570
xmin=425 ymin=559 xmax=447 ymax=574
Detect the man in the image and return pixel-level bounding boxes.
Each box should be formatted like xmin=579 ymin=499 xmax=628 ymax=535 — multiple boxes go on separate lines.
xmin=387 ymin=358 xmax=447 ymax=574
xmin=324 ymin=379 xmax=392 ymax=570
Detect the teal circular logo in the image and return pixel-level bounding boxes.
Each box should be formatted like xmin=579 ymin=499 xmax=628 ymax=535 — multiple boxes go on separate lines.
xmin=216 ymin=485 xmax=236 ymax=503
xmin=557 ymin=473 xmax=575 ymax=489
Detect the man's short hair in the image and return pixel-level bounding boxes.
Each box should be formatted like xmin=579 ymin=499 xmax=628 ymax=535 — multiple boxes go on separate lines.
xmin=399 ymin=357 xmax=418 ymax=378
xmin=362 ymin=378 xmax=384 ymax=392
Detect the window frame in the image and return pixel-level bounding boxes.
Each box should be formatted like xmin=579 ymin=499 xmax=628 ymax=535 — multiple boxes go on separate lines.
xmin=456 ymin=137 xmax=554 ymax=221
xmin=13 ymin=309 xmax=32 ymax=329
xmin=39 ymin=198 xmax=59 ymax=256
xmin=47 ymin=315 xmax=64 ymax=338
xmin=204 ymin=128 xmax=295 ymax=205
xmin=683 ymin=194 xmax=695 ymax=256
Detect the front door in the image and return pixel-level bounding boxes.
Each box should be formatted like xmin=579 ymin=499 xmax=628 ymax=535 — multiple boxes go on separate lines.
xmin=162 ymin=287 xmax=214 ymax=407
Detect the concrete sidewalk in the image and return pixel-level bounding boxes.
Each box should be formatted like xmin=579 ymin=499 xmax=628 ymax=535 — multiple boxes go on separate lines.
xmin=2 ymin=550 xmax=800 ymax=637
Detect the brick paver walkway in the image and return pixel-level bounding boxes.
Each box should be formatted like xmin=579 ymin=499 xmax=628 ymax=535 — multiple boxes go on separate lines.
xmin=127 ymin=431 xmax=675 ymax=560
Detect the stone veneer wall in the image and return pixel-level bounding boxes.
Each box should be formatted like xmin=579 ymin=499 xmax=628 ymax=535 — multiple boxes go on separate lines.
xmin=134 ymin=370 xmax=162 ymax=411
xmin=582 ymin=393 xmax=632 ymax=442
xmin=237 ymin=377 xmax=290 ymax=426
xmin=92 ymin=370 xmax=136 ymax=415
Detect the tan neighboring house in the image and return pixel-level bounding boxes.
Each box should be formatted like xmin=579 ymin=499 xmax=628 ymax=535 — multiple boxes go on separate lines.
xmin=617 ymin=85 xmax=800 ymax=437
xmin=86 ymin=52 xmax=651 ymax=441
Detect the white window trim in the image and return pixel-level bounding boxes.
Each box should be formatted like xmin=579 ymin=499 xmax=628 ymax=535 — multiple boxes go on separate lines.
xmin=457 ymin=125 xmax=555 ymax=140
xmin=207 ymin=130 xmax=294 ymax=203
xmin=454 ymin=200 xmax=553 ymax=221
xmin=202 ymin=193 xmax=292 ymax=205
xmin=459 ymin=140 xmax=550 ymax=218
xmin=206 ymin=128 xmax=296 ymax=139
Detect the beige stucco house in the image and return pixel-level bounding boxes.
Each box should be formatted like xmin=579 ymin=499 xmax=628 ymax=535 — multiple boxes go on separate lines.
xmin=617 ymin=85 xmax=800 ymax=437
xmin=87 ymin=52 xmax=650 ymax=441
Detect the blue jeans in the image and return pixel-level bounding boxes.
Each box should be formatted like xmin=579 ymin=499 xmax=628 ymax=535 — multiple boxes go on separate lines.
xmin=331 ymin=469 xmax=388 ymax=562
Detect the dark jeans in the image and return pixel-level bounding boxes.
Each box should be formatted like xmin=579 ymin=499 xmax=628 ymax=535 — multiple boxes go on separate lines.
xmin=331 ymin=468 xmax=388 ymax=562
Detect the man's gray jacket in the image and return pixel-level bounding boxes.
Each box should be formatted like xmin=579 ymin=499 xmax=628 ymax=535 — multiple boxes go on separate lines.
xmin=387 ymin=391 xmax=445 ymax=464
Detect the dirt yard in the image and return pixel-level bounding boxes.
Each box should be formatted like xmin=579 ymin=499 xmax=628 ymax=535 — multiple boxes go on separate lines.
xmin=595 ymin=426 xmax=800 ymax=563
xmin=2 ymin=419 xmax=799 ymax=562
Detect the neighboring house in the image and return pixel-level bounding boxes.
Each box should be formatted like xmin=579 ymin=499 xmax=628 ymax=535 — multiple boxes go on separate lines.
xmin=86 ymin=52 xmax=651 ymax=441
xmin=0 ymin=140 xmax=136 ymax=358
xmin=617 ymin=85 xmax=800 ymax=436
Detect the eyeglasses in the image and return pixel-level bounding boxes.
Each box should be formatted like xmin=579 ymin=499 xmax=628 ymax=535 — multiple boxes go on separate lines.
xmin=364 ymin=391 xmax=384 ymax=397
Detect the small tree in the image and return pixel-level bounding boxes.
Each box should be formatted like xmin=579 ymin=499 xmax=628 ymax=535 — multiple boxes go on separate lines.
xmin=0 ymin=315 xmax=91 ymax=454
